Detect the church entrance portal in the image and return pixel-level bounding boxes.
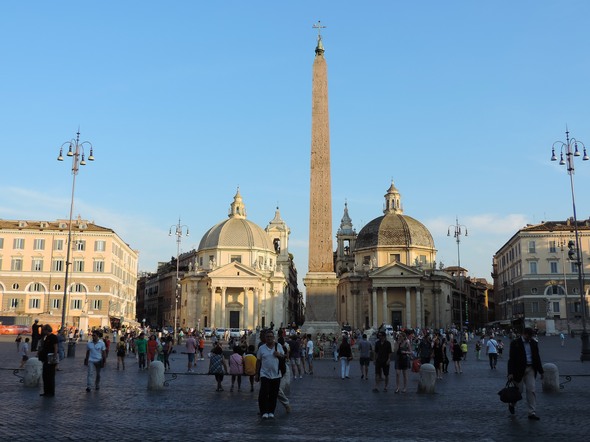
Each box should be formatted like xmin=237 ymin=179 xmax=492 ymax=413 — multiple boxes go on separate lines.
xmin=391 ymin=311 xmax=402 ymax=330
xmin=229 ymin=311 xmax=240 ymax=329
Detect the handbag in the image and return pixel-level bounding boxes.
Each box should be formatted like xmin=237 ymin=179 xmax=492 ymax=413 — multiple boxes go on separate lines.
xmin=498 ymin=380 xmax=522 ymax=403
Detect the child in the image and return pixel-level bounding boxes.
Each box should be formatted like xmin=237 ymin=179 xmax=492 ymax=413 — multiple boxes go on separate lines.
xmin=229 ymin=346 xmax=244 ymax=392
xmin=243 ymin=345 xmax=257 ymax=392
xmin=19 ymin=337 xmax=30 ymax=368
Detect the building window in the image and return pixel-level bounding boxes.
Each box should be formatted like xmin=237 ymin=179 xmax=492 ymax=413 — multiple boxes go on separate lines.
xmin=230 ymin=255 xmax=242 ymax=263
xmin=95 ymin=240 xmax=106 ymax=252
xmin=529 ymin=261 xmax=537 ymax=275
xmin=53 ymin=259 xmax=64 ymax=272
xmin=92 ymin=300 xmax=102 ymax=310
xmin=71 ymin=299 xmax=82 ymax=310
xmin=10 ymin=298 xmax=19 ymax=308
xmin=76 ymin=240 xmax=86 ymax=251
xmin=30 ymin=282 xmax=43 ymax=292
xmin=32 ymin=258 xmax=43 ymax=271
xmin=51 ymin=299 xmax=60 ymax=309
xmin=53 ymin=239 xmax=64 ymax=251
xmin=528 ymin=241 xmax=536 ymax=253
xmin=11 ymin=258 xmax=23 ymax=271
xmin=94 ymin=285 xmax=102 ymax=292
xmin=531 ymin=302 xmax=539 ymax=313
xmin=363 ymin=256 xmax=371 ymax=265
xmin=74 ymin=259 xmax=84 ymax=272
xmin=33 ymin=239 xmax=45 ymax=250
xmin=552 ymin=301 xmax=560 ymax=313
xmin=549 ymin=240 xmax=557 ymax=253
xmin=13 ymin=238 xmax=25 ymax=249
xmin=53 ymin=284 xmax=61 ymax=291
xmin=549 ymin=261 xmax=558 ymax=274
xmin=531 ymin=288 xmax=538 ymax=295
xmin=93 ymin=260 xmax=105 ymax=273
xmin=29 ymin=298 xmax=41 ymax=309
xmin=199 ymin=256 xmax=203 ymax=267
xmin=72 ymin=283 xmax=85 ymax=293
xmin=0 ymin=237 xmax=3 ymax=249
xmin=12 ymin=283 xmax=19 ymax=290
xmin=571 ymin=262 xmax=579 ymax=273
xmin=390 ymin=254 xmax=401 ymax=263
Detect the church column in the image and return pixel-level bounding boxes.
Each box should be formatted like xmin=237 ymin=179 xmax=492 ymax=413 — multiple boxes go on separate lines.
xmin=405 ymin=287 xmax=411 ymax=328
xmin=416 ymin=287 xmax=422 ymax=329
xmin=243 ymin=287 xmax=249 ymax=329
xmin=210 ymin=286 xmax=216 ymax=327
xmin=434 ymin=290 xmax=440 ymax=329
xmin=253 ymin=288 xmax=259 ymax=327
xmin=382 ymin=287 xmax=388 ymax=325
xmin=220 ymin=287 xmax=227 ymax=328
xmin=372 ymin=288 xmax=378 ymax=328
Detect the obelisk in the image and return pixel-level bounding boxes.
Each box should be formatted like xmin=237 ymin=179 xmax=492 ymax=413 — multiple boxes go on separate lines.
xmin=303 ymin=22 xmax=340 ymax=334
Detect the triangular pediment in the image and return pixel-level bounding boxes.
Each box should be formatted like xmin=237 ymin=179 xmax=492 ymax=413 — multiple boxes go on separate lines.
xmin=208 ymin=261 xmax=260 ymax=278
xmin=370 ymin=261 xmax=423 ymax=278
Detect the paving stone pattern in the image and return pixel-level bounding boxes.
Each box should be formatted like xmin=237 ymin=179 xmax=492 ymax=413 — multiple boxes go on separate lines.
xmin=0 ymin=335 xmax=589 ymax=442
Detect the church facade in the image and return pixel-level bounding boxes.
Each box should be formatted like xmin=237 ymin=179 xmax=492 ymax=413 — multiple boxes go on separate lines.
xmin=335 ymin=182 xmax=455 ymax=331
xmin=178 ymin=190 xmax=299 ymax=330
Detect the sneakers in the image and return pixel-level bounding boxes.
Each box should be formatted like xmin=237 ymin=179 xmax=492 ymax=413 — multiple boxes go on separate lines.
xmin=509 ymin=404 xmax=515 ymax=415
xmin=262 ymin=413 xmax=269 ymax=419
xmin=268 ymin=413 xmax=275 ymax=419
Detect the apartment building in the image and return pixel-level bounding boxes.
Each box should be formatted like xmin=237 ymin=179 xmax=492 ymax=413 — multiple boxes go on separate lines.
xmin=0 ymin=217 xmax=139 ymax=330
xmin=492 ymin=219 xmax=590 ymax=334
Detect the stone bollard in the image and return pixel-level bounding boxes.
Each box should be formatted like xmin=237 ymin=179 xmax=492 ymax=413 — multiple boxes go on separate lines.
xmin=147 ymin=361 xmax=165 ymax=390
xmin=24 ymin=357 xmax=43 ymax=387
xmin=542 ymin=363 xmax=560 ymax=393
xmin=417 ymin=363 xmax=436 ymax=394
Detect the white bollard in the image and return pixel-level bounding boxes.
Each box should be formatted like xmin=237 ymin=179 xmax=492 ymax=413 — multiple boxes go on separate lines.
xmin=417 ymin=363 xmax=436 ymax=394
xmin=542 ymin=363 xmax=560 ymax=393
xmin=24 ymin=357 xmax=43 ymax=387
xmin=147 ymin=361 xmax=165 ymax=390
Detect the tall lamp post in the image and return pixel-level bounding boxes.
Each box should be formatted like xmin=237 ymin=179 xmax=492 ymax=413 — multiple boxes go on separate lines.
xmin=57 ymin=130 xmax=94 ymax=328
xmin=550 ymin=128 xmax=590 ymax=361
xmin=559 ymin=239 xmax=571 ymax=334
xmin=448 ymin=217 xmax=468 ymax=330
xmin=169 ymin=218 xmax=189 ymax=343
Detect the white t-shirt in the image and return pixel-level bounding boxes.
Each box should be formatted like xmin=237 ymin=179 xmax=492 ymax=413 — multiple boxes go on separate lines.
xmin=87 ymin=340 xmax=106 ymax=362
xmin=486 ymin=339 xmax=498 ymax=354
xmin=306 ymin=340 xmax=314 ymax=355
xmin=256 ymin=343 xmax=284 ymax=379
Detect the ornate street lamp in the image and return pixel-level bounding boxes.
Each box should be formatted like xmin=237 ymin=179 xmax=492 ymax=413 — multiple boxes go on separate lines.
xmin=448 ymin=217 xmax=468 ymax=330
xmin=57 ymin=130 xmax=95 ymax=328
xmin=550 ymin=128 xmax=589 ymax=361
xmin=169 ymin=218 xmax=189 ymax=343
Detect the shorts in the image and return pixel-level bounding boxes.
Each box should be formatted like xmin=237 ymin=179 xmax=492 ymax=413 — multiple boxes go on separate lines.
xmin=307 ymin=353 xmax=314 ymax=363
xmin=359 ymin=357 xmax=371 ymax=367
xmin=375 ymin=361 xmax=390 ymax=377
xmin=187 ymin=353 xmax=195 ymax=363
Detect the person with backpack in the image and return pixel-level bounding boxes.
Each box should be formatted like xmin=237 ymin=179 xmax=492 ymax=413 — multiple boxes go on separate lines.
xmin=486 ymin=335 xmax=499 ymax=369
xmin=116 ymin=336 xmax=127 ymax=370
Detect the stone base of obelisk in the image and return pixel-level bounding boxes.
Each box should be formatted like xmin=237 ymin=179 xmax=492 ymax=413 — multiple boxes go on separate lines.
xmin=303 ymin=272 xmax=341 ymax=336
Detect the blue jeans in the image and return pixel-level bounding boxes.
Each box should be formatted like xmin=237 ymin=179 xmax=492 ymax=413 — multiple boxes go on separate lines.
xmin=87 ymin=361 xmax=103 ymax=389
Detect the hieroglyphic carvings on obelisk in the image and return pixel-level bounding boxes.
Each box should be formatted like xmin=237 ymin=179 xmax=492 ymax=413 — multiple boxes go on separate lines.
xmin=308 ymin=21 xmax=334 ymax=273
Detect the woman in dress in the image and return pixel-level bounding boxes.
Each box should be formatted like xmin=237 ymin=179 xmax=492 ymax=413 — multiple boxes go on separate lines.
xmin=209 ymin=343 xmax=228 ymax=391
xmin=395 ymin=332 xmax=411 ymax=393
xmin=432 ymin=334 xmax=444 ymax=379
xmin=146 ymin=334 xmax=158 ymax=367
xmin=229 ymin=345 xmax=244 ymax=392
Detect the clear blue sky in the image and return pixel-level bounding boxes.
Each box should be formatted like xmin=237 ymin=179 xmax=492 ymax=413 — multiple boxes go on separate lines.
xmin=1 ymin=1 xmax=590 ymax=289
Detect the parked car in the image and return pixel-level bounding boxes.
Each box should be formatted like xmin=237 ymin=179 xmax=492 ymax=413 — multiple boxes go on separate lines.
xmin=229 ymin=328 xmax=241 ymax=339
xmin=215 ymin=328 xmax=226 ymax=339
xmin=203 ymin=327 xmax=213 ymax=338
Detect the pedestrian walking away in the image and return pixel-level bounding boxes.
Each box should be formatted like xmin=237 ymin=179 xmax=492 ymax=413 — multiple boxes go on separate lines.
xmin=373 ymin=331 xmax=392 ymax=393
xmin=486 ymin=335 xmax=499 ymax=369
xmin=507 ymin=327 xmax=544 ymax=420
xmin=357 ymin=334 xmax=371 ymax=381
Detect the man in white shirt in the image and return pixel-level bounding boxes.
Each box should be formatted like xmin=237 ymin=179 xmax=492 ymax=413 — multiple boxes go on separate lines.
xmin=306 ymin=334 xmax=314 ymax=375
xmin=486 ymin=335 xmax=498 ymax=370
xmin=255 ymin=330 xmax=285 ymax=419
xmin=84 ymin=330 xmax=106 ymax=392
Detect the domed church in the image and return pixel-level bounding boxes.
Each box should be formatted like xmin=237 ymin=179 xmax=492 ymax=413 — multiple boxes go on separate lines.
xmin=180 ymin=189 xmax=296 ymax=330
xmin=335 ymin=182 xmax=454 ymax=331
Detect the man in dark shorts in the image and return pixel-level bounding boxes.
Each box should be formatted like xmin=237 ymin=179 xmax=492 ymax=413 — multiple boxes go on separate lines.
xmin=357 ymin=334 xmax=371 ymax=380
xmin=373 ymin=331 xmax=392 ymax=392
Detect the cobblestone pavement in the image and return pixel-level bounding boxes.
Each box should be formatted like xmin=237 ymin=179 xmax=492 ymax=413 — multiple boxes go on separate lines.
xmin=0 ymin=335 xmax=589 ymax=442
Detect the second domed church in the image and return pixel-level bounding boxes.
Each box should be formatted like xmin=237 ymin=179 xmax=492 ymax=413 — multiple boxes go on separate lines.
xmin=335 ymin=182 xmax=454 ymax=331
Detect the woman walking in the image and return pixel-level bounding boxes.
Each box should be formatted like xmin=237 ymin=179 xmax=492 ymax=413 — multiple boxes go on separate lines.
xmin=395 ymin=332 xmax=411 ymax=393
xmin=452 ymin=338 xmax=463 ymax=374
xmin=432 ymin=335 xmax=444 ymax=379
xmin=338 ymin=336 xmax=353 ymax=379
xmin=229 ymin=346 xmax=244 ymax=392
xmin=209 ymin=343 xmax=228 ymax=391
